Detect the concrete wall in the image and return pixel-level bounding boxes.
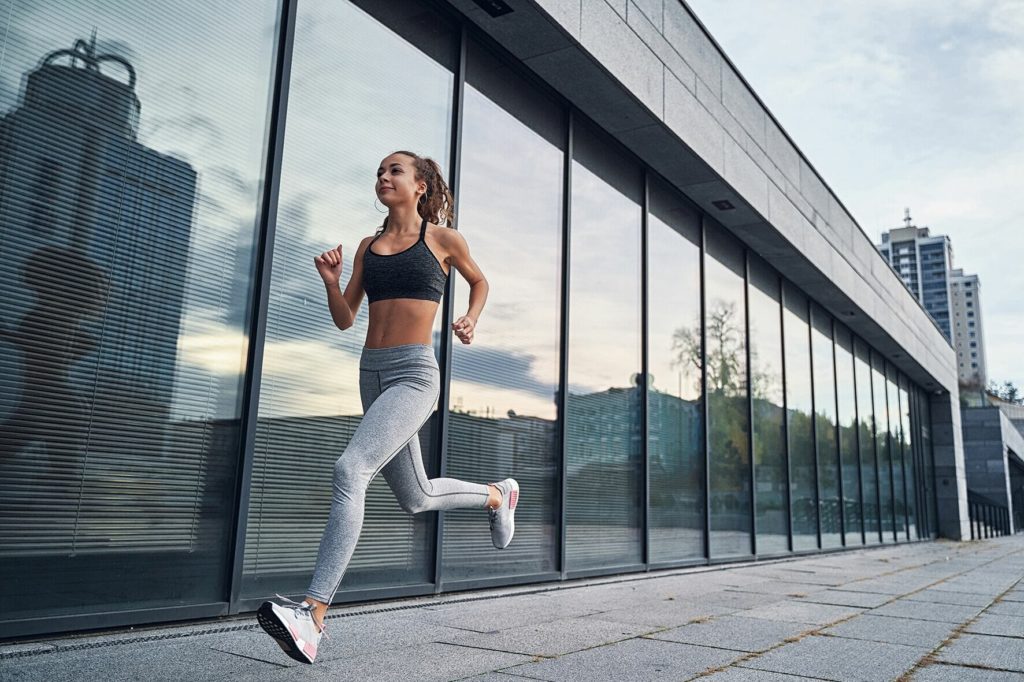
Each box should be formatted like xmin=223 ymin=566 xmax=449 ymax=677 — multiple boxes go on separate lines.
xmin=445 ymin=0 xmax=969 ymax=536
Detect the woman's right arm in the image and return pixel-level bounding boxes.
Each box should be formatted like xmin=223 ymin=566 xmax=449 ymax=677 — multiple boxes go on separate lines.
xmin=317 ymin=236 xmax=371 ymax=331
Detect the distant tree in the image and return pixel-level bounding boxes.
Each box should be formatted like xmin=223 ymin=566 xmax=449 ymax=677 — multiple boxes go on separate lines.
xmin=986 ymin=380 xmax=1023 ymax=405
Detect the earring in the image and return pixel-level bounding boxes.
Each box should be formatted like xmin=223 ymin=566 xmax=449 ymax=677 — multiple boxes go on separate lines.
xmin=374 ymin=198 xmax=387 ymax=213
xmin=418 ymin=192 xmax=426 ymax=203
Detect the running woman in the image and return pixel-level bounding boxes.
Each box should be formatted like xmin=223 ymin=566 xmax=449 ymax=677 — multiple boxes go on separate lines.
xmin=255 ymin=151 xmax=519 ymax=665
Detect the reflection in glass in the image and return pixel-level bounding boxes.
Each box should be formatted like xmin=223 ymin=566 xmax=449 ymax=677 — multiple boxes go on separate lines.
xmin=811 ymin=308 xmax=840 ymax=548
xmin=242 ymin=0 xmax=457 ymax=598
xmin=872 ymin=352 xmax=895 ymax=541
xmin=887 ymin=366 xmax=907 ymax=540
xmin=442 ymin=40 xmax=563 ymax=580
xmin=647 ymin=180 xmax=704 ymax=562
xmin=855 ymin=340 xmax=880 ymax=543
xmin=705 ymin=228 xmax=750 ymax=558
xmin=785 ymin=286 xmax=817 ymax=550
xmin=749 ymin=258 xmax=787 ymax=554
xmin=565 ymin=124 xmax=642 ymax=570
xmin=0 ymin=1 xmax=278 ymax=623
xmin=900 ymin=378 xmax=917 ymax=540
xmin=920 ymin=390 xmax=937 ymax=537
xmin=835 ymin=327 xmax=862 ymax=545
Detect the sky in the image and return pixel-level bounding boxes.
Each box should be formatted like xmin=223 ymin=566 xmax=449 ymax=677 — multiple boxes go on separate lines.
xmin=685 ymin=0 xmax=1024 ymax=391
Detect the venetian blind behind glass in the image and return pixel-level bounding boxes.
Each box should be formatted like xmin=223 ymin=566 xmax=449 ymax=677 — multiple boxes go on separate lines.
xmin=565 ymin=123 xmax=642 ymax=571
xmin=240 ymin=0 xmax=456 ymax=599
xmin=647 ymin=179 xmax=703 ymax=563
xmin=749 ymin=257 xmax=786 ymax=554
xmin=0 ymin=0 xmax=279 ymax=626
xmin=441 ymin=39 xmax=563 ymax=581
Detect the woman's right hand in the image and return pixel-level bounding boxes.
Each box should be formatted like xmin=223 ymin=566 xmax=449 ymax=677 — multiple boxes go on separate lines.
xmin=314 ymin=244 xmax=344 ymax=285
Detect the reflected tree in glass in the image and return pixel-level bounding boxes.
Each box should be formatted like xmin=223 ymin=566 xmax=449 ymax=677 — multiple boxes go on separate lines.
xmin=785 ymin=286 xmax=817 ymax=550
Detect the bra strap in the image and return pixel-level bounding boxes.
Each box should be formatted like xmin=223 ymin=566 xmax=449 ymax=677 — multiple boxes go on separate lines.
xmin=418 ymin=218 xmax=427 ymax=241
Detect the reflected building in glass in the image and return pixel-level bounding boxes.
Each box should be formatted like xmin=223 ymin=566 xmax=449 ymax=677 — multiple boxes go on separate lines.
xmin=0 ymin=0 xmax=969 ymax=639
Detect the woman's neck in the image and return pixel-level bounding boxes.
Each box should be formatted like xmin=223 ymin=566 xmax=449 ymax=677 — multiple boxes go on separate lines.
xmin=386 ymin=205 xmax=422 ymax=236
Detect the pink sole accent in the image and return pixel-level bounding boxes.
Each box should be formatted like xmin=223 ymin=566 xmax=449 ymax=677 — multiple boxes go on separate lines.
xmin=509 ymin=490 xmax=518 ymax=510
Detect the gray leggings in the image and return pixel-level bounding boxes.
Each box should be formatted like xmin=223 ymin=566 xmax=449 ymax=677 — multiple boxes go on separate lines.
xmin=306 ymin=343 xmax=490 ymax=603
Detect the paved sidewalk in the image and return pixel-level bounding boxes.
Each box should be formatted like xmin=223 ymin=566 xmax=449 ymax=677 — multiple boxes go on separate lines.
xmin=4 ymin=537 xmax=1024 ymax=681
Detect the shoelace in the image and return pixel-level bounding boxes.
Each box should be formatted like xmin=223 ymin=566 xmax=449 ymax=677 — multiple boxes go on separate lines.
xmin=274 ymin=593 xmax=329 ymax=639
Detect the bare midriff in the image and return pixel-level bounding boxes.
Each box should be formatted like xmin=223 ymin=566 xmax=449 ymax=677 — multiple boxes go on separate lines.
xmin=363 ymin=298 xmax=440 ymax=348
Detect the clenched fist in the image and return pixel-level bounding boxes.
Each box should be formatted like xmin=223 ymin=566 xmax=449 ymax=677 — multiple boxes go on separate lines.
xmin=452 ymin=315 xmax=475 ymax=344
xmin=314 ymin=244 xmax=344 ymax=286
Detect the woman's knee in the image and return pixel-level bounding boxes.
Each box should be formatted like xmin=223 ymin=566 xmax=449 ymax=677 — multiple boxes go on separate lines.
xmin=332 ymin=453 xmax=374 ymax=495
xmin=396 ymin=491 xmax=432 ymax=515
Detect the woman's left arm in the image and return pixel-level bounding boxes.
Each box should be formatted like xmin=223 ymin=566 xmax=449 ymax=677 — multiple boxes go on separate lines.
xmin=445 ymin=229 xmax=488 ymax=345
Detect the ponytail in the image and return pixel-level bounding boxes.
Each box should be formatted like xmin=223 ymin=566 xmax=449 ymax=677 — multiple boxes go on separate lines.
xmin=391 ymin=151 xmax=456 ymax=228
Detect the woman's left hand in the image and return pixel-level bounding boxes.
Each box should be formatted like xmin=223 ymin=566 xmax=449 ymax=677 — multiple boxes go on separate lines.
xmin=452 ymin=315 xmax=476 ymax=344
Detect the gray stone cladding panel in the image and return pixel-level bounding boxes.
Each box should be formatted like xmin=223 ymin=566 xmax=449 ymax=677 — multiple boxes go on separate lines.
xmin=580 ymin=0 xmax=664 ymax=117
xmin=663 ymin=0 xmax=722 ymax=97
xmin=626 ymin=0 xmax=696 ymax=93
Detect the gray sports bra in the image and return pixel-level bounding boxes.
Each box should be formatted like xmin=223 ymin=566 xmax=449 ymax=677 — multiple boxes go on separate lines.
xmin=362 ymin=218 xmax=448 ymax=304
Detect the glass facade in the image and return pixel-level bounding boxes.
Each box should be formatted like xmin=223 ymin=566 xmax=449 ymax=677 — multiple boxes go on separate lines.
xmin=647 ymin=179 xmax=704 ymax=563
xmin=811 ymin=306 xmax=841 ymax=548
xmin=785 ymin=286 xmax=818 ymax=551
xmin=440 ymin=39 xmax=564 ymax=583
xmin=564 ymin=123 xmax=643 ymax=572
xmin=0 ymin=0 xmax=941 ymax=637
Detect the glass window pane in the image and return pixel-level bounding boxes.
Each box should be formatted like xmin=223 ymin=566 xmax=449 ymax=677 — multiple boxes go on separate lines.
xmin=749 ymin=258 xmax=787 ymax=554
xmin=887 ymin=365 xmax=908 ymax=540
xmin=565 ymin=123 xmax=642 ymax=571
xmin=900 ymin=377 xmax=917 ymax=540
xmin=647 ymin=178 xmax=703 ymax=563
xmin=811 ymin=307 xmax=840 ymax=548
xmin=855 ymin=339 xmax=880 ymax=543
xmin=242 ymin=0 xmax=458 ymax=598
xmin=441 ymin=39 xmax=564 ymax=581
xmin=784 ymin=285 xmax=817 ymax=550
xmin=836 ymin=326 xmax=861 ymax=545
xmin=872 ymin=352 xmax=896 ymax=541
xmin=706 ymin=227 xmax=751 ymax=559
xmin=0 ymin=0 xmax=279 ymax=626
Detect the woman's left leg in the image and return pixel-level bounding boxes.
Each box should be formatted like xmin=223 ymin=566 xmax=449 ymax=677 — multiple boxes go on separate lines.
xmin=381 ymin=434 xmax=490 ymax=514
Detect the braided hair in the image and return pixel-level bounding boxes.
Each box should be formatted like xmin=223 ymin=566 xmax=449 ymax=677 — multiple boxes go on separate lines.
xmin=380 ymin=151 xmax=456 ymax=231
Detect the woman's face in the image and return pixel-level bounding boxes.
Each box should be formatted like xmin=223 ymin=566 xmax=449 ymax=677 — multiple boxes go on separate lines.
xmin=375 ymin=153 xmax=424 ymax=208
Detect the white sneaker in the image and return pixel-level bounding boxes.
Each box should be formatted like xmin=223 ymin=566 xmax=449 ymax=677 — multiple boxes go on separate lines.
xmin=256 ymin=594 xmax=326 ymax=664
xmin=488 ymin=478 xmax=519 ymax=549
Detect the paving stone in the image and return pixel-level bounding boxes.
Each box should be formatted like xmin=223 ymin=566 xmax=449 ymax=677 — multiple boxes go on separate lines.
xmin=911 ymin=662 xmax=1024 ymax=680
xmin=700 ymin=668 xmax=821 ymax=680
xmin=437 ymin=616 xmax=650 ymax=657
xmin=504 ymin=637 xmax=742 ymax=681
xmin=740 ymin=634 xmax=928 ymax=680
xmin=420 ymin=594 xmax=601 ymax=632
xmin=701 ymin=591 xmax=791 ymax=610
xmin=648 ymin=615 xmax=811 ymax=653
xmin=210 ymin=612 xmax=470 ymax=666
xmin=935 ymin=633 xmax=1024 ymax=672
xmin=965 ymin=613 xmax=1024 ymax=638
xmin=822 ymin=614 xmax=956 ymax=648
xmin=738 ymin=600 xmax=863 ymax=626
xmin=904 ymin=589 xmax=996 ymax=607
xmin=871 ymin=599 xmax=982 ymax=623
xmin=456 ymin=674 xmax=542 ymax=681
xmin=728 ymin=580 xmax=830 ymax=597
xmin=997 ymin=590 xmax=1024 ymax=603
xmin=0 ymin=640 xmax=279 ymax=682
xmin=989 ymin=600 xmax=1024 ymax=617
xmin=796 ymin=589 xmax=894 ymax=608
xmin=582 ymin=600 xmax=736 ymax=629
xmin=284 ymin=642 xmax=533 ymax=681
